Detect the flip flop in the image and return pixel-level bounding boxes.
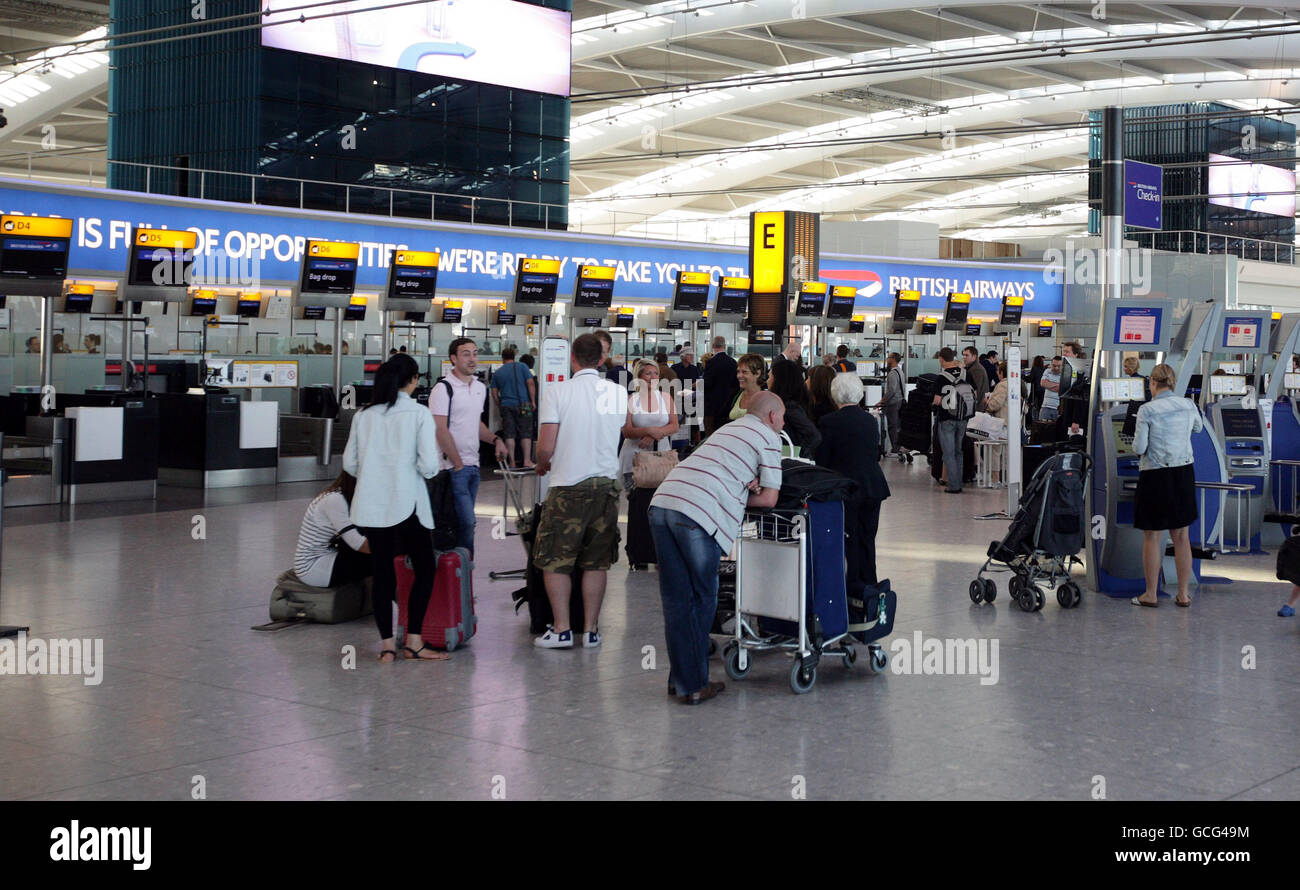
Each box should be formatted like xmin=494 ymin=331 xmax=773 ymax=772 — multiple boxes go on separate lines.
xmin=1130 ymin=597 xmax=1159 ymax=608
xmin=377 ymin=648 xmax=398 ymax=663
xmin=402 ymin=644 xmax=450 ymax=662
xmin=1175 ymin=597 xmax=1191 ymax=607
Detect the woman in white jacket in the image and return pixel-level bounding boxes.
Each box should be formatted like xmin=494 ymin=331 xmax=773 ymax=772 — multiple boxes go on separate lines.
xmin=343 ymin=354 xmax=447 ymax=663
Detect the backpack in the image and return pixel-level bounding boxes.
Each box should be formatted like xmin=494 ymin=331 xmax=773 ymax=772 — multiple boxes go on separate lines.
xmin=775 ymin=460 xmax=860 ymax=510
xmin=940 ymin=369 xmax=976 ymax=421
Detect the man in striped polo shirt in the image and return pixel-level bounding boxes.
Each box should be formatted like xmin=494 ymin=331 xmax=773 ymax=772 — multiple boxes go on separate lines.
xmin=648 ymin=391 xmax=785 ymax=705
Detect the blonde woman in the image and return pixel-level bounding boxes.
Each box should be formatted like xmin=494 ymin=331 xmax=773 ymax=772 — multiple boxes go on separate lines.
xmin=1131 ymin=363 xmax=1201 ymax=608
xmin=728 ymin=353 xmax=767 ymax=421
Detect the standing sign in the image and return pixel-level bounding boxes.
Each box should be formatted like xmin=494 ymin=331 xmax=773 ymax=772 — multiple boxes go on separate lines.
xmin=1006 ymin=346 xmax=1022 ymax=516
xmin=1123 ymin=159 xmax=1163 ymax=231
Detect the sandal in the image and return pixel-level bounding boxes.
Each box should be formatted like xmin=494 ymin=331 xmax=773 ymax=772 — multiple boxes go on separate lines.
xmin=1175 ymin=595 xmax=1191 ymax=607
xmin=377 ymin=648 xmax=398 ymax=663
xmin=1130 ymin=597 xmax=1159 ymax=608
xmin=402 ymin=644 xmax=450 ymax=662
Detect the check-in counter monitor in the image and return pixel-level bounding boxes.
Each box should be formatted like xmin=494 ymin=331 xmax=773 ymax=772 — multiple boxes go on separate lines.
xmin=941 ymin=292 xmax=970 ymax=332
xmin=572 ymin=264 xmax=615 ymax=318
xmin=713 ymin=276 xmax=749 ymax=323
xmin=507 ymin=257 xmax=560 ymax=318
xmin=380 ymin=249 xmax=439 ymax=314
xmin=293 ymin=240 xmax=359 ymax=309
xmin=790 ymin=281 xmax=827 ymax=324
xmin=667 ymin=270 xmax=709 ymax=323
xmin=999 ymin=294 xmax=1024 ymax=328
xmin=823 ymin=285 xmax=856 ymax=331
xmin=0 ymin=214 xmax=73 ymax=298
xmin=890 ymin=289 xmax=920 ymax=333
xmin=122 ymin=227 xmax=198 ymax=302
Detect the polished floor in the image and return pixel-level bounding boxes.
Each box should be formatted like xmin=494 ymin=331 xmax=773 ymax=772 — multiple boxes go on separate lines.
xmin=1 ymin=460 xmax=1298 ymax=801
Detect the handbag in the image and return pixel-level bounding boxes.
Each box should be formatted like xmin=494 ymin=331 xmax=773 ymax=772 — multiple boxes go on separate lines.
xmin=427 ymin=470 xmax=460 ymax=551
xmin=632 ymin=448 xmax=678 ymax=488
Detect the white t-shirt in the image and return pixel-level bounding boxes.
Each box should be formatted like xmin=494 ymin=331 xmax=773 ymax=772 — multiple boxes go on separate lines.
xmin=429 ymin=373 xmax=487 ymax=470
xmin=618 ymin=386 xmax=672 ymax=477
xmin=538 ymin=367 xmax=627 ymax=488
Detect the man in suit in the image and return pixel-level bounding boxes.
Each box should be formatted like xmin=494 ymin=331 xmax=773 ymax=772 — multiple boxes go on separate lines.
xmin=701 ymin=336 xmax=738 ymax=437
xmin=672 ymin=346 xmax=703 ymax=443
xmin=772 ymin=339 xmax=805 ymax=381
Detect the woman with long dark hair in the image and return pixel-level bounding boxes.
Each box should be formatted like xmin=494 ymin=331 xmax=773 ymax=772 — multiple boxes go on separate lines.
xmin=806 ymin=364 xmax=837 ymax=424
xmin=768 ymin=358 xmax=821 ymax=457
xmin=294 ymin=471 xmax=371 ymax=588
xmin=343 ymin=353 xmax=446 ymax=663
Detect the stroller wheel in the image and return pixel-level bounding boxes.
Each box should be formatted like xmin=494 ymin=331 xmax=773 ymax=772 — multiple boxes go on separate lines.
xmin=1008 ymin=575 xmax=1023 ymax=598
xmin=1057 ymin=582 xmax=1082 ymax=609
xmin=982 ymin=579 xmax=997 ymax=604
xmin=969 ymin=580 xmax=985 ymax=604
xmin=1030 ymin=586 xmax=1046 ymax=611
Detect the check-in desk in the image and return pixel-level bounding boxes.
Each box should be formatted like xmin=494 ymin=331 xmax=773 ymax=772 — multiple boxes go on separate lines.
xmin=0 ymin=415 xmax=66 ymax=506
xmin=62 ymin=396 xmax=160 ymax=503
xmin=156 ymin=392 xmax=279 ymax=488
xmin=278 ymin=409 xmax=352 ymax=483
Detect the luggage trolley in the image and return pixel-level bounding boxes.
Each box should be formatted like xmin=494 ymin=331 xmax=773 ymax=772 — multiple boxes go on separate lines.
xmin=489 ymin=466 xmax=537 ymax=582
xmin=724 ymin=507 xmax=889 ymax=694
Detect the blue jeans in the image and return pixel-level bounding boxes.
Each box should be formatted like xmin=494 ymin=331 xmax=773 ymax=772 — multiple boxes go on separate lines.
xmin=936 ymin=419 xmax=967 ymax=492
xmin=648 ymin=506 xmax=723 ymax=696
xmin=1039 ymin=406 xmax=1059 ymax=422
xmin=450 ymin=465 xmax=480 ymax=556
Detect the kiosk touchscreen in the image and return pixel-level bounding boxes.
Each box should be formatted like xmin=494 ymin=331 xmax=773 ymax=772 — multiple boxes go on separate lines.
xmin=573 ymin=264 xmax=616 ymax=312
xmin=381 ymin=250 xmax=439 ymax=314
xmin=507 ymin=258 xmax=561 ymax=318
xmin=0 ymin=215 xmax=73 ymax=298
xmin=667 ymin=270 xmax=709 ymax=323
xmin=122 ymin=227 xmax=199 ymax=302
xmin=1101 ymin=300 xmax=1173 ymax=353
xmin=713 ymin=276 xmax=750 ymax=321
xmin=890 ymin=289 xmax=920 ymax=333
xmin=942 ymin=292 xmax=971 ymax=331
xmin=823 ymin=285 xmax=856 ymax=330
xmin=293 ymin=240 xmax=359 ymax=309
xmin=791 ymin=281 xmax=828 ymax=323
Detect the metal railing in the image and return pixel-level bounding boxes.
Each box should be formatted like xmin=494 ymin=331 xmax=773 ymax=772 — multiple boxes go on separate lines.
xmin=1129 ymin=229 xmax=1297 ymax=265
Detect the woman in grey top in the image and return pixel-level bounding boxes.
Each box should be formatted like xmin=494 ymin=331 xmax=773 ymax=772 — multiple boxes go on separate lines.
xmin=1131 ymin=363 xmax=1202 ymax=608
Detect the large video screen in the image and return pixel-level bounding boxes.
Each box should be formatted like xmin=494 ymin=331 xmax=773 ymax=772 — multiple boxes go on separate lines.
xmin=261 ymin=0 xmax=572 ymax=97
xmin=1208 ymin=153 xmax=1296 ymax=219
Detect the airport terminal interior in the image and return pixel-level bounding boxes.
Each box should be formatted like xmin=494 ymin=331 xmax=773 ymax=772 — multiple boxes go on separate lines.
xmin=0 ymin=0 xmax=1298 ymax=805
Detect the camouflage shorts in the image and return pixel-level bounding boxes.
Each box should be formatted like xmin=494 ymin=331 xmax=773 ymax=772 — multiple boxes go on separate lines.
xmin=533 ymin=477 xmax=621 ymax=573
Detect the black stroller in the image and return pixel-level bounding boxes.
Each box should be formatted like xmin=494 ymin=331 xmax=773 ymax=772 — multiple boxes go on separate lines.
xmin=970 ymin=449 xmax=1091 ymax=612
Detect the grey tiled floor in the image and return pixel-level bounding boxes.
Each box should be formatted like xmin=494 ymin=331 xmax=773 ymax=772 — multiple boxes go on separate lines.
xmin=2 ymin=461 xmax=1297 ymax=801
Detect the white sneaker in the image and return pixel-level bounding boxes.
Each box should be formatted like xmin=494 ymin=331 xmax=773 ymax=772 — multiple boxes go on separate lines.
xmin=580 ymin=630 xmax=601 ymax=649
xmin=534 ymin=627 xmax=574 ymax=649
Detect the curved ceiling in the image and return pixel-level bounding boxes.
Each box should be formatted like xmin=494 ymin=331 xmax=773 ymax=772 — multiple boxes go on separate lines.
xmin=570 ymin=0 xmax=1300 ymax=243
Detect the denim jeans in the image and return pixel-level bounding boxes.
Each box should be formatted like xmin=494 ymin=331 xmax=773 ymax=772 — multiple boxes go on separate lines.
xmin=1039 ymin=406 xmax=1059 ymax=422
xmin=936 ymin=419 xmax=967 ymax=492
xmin=648 ymin=506 xmax=723 ymax=696
xmin=450 ymin=465 xmax=480 ymax=556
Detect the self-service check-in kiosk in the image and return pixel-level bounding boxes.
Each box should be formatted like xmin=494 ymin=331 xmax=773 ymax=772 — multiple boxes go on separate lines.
xmin=1203 ymin=310 xmax=1271 ymax=552
xmin=1090 ymin=300 xmax=1173 ymax=594
xmin=1261 ymin=313 xmax=1300 ymax=536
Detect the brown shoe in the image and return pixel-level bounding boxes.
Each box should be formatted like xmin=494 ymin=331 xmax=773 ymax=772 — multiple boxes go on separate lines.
xmin=680 ymin=681 xmax=725 ymax=705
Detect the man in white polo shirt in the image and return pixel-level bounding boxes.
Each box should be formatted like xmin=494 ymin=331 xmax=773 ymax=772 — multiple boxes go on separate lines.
xmin=649 ymin=391 xmax=784 ymax=704
xmin=532 ymin=333 xmax=628 ymax=649
xmin=430 ymin=337 xmax=509 ymax=558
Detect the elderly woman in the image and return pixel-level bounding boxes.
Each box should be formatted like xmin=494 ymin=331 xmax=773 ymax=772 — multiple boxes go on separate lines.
xmin=815 ymin=373 xmax=891 ymax=593
xmin=1132 ymin=363 xmax=1201 ymax=608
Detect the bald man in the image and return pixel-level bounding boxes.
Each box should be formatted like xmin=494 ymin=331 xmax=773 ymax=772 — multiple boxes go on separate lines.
xmin=649 ymin=389 xmax=784 ymax=705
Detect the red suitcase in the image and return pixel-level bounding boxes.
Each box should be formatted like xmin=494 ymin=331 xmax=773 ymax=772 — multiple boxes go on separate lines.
xmin=394 ymin=548 xmax=477 ymax=651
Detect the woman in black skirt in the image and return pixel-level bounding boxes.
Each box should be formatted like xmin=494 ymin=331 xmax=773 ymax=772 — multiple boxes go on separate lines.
xmin=1131 ymin=363 xmax=1202 ymax=607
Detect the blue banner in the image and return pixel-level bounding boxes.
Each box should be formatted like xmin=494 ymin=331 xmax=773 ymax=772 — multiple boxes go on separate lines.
xmin=1124 ymin=159 xmax=1163 ymax=230
xmin=0 ymin=179 xmax=1064 ymax=314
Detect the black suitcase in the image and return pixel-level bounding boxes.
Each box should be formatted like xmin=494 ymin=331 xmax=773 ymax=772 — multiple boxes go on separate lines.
xmin=625 ymin=486 xmax=659 ymax=566
xmin=510 ymin=502 xmax=586 ymax=634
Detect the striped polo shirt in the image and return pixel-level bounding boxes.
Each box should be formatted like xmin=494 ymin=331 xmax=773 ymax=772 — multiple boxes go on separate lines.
xmin=651 ymin=414 xmax=783 ymax=552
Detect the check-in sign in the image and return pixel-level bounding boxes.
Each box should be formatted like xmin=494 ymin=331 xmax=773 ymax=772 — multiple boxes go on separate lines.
xmin=1124 ymin=159 xmax=1162 ymax=230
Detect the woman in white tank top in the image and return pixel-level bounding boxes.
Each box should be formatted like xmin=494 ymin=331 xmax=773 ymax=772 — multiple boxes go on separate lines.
xmin=619 ymin=359 xmax=680 ymax=489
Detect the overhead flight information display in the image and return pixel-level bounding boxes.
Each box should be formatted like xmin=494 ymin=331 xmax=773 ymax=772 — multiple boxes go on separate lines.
xmin=793 ymin=281 xmax=828 ymax=319
xmin=943 ymin=292 xmax=971 ymax=327
xmin=891 ymin=289 xmax=920 ymax=331
xmin=513 ymin=258 xmax=561 ymax=306
xmin=999 ymin=294 xmax=1024 ymax=327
